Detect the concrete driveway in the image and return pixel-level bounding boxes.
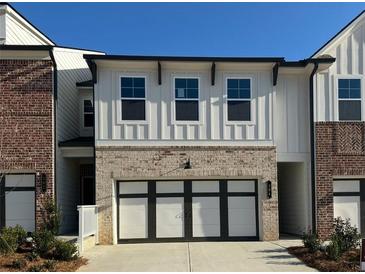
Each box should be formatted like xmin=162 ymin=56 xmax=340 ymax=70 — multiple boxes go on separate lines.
xmin=78 ymin=240 xmax=315 ymax=272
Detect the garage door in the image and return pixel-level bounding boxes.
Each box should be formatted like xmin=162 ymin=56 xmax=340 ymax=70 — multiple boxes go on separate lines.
xmin=333 ymin=179 xmax=361 ymax=232
xmin=0 ymin=174 xmax=35 ymax=232
xmin=117 ymin=180 xmax=258 ymax=243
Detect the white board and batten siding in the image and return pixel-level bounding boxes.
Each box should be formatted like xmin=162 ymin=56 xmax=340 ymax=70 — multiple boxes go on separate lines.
xmin=95 ymin=62 xmax=275 ymax=144
xmin=314 ymin=15 xmax=365 ymax=122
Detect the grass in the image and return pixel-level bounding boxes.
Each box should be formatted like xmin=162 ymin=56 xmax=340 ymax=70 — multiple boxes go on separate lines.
xmin=288 ymin=246 xmax=360 ymax=272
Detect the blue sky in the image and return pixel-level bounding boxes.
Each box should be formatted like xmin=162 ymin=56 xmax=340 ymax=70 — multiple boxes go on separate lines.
xmin=11 ymin=2 xmax=365 ymax=60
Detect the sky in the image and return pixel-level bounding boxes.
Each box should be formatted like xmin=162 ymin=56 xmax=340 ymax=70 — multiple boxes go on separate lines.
xmin=10 ymin=2 xmax=365 ymax=60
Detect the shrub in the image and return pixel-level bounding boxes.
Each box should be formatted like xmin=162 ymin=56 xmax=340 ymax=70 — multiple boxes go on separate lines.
xmin=11 ymin=258 xmax=27 ymax=269
xmin=327 ymin=237 xmax=342 ymax=261
xmin=33 ymin=230 xmax=55 ymax=257
xmin=25 ymin=251 xmax=40 ymax=262
xmin=52 ymin=240 xmax=78 ymax=261
xmin=330 ymin=217 xmax=360 ymax=252
xmin=40 ymin=197 xmax=61 ymax=235
xmin=43 ymin=259 xmax=56 ymax=271
xmin=302 ymin=230 xmax=321 ymax=253
xmin=28 ymin=264 xmax=44 ymax=272
xmin=0 ymin=225 xmax=27 ymax=254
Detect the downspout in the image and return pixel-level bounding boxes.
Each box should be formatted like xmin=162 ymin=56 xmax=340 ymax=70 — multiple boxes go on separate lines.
xmin=309 ymin=62 xmax=318 ymax=233
xmin=49 ymin=48 xmax=58 ymax=204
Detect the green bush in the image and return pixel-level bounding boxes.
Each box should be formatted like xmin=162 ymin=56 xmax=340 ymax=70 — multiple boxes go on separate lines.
xmin=28 ymin=264 xmax=44 ymax=272
xmin=11 ymin=258 xmax=27 ymax=269
xmin=0 ymin=225 xmax=27 ymax=254
xmin=302 ymin=230 xmax=321 ymax=253
xmin=25 ymin=251 xmax=40 ymax=262
xmin=327 ymin=237 xmax=342 ymax=261
xmin=33 ymin=230 xmax=55 ymax=257
xmin=40 ymin=198 xmax=61 ymax=235
xmin=43 ymin=259 xmax=56 ymax=271
xmin=330 ymin=217 xmax=360 ymax=252
xmin=52 ymin=240 xmax=78 ymax=261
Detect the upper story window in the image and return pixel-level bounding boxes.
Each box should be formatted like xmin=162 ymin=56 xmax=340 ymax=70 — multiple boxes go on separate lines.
xmin=174 ymin=78 xmax=199 ymax=121
xmin=338 ymin=79 xmax=361 ymax=121
xmin=121 ymin=77 xmax=146 ymax=121
xmin=227 ymin=78 xmax=251 ymax=121
xmin=83 ymin=99 xmax=94 ymax=128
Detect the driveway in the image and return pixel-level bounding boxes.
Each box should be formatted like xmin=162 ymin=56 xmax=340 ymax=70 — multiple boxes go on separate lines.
xmin=78 ymin=240 xmax=315 ymax=272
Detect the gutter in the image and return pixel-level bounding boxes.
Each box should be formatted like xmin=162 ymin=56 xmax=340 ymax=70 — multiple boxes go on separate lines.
xmin=309 ymin=62 xmax=319 ymax=233
xmin=49 ymin=49 xmax=58 ymax=204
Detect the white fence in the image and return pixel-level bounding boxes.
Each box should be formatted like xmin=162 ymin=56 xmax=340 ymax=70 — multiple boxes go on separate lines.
xmin=78 ymin=205 xmax=99 ymax=253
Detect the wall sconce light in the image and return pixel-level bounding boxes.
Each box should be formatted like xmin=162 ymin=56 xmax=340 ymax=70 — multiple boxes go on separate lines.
xmin=184 ymin=158 xmax=192 ymax=169
xmin=266 ymin=180 xmax=272 ymax=199
xmin=40 ymin=173 xmax=47 ymax=193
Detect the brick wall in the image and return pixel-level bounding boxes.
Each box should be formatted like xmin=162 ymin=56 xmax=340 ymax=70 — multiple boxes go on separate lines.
xmin=315 ymin=122 xmax=365 ymax=238
xmin=95 ymin=146 xmax=278 ymax=244
xmin=0 ymin=59 xmax=54 ymax=228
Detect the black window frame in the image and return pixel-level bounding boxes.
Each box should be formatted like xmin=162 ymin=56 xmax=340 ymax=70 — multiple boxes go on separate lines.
xmin=83 ymin=99 xmax=94 ymax=128
xmin=120 ymin=76 xmax=146 ymax=121
xmin=338 ymin=78 xmax=362 ymax=121
xmin=174 ymin=77 xmax=200 ymax=122
xmin=226 ymin=78 xmax=252 ymax=122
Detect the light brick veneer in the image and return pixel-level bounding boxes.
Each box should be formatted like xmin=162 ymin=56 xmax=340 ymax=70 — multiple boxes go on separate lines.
xmin=95 ymin=146 xmax=278 ymax=244
xmin=315 ymin=122 xmax=365 ymax=239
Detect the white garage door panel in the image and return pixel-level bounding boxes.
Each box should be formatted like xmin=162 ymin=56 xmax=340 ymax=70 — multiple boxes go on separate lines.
xmin=156 ymin=181 xmax=184 ymax=193
xmin=5 ymin=191 xmax=35 ymax=232
xmin=333 ymin=180 xmax=360 ymax=193
xmin=156 ymin=198 xmax=184 ymax=238
xmin=192 ymin=181 xmax=219 ymax=193
xmin=119 ymin=182 xmax=147 ymax=194
xmin=334 ymin=196 xmax=360 ymax=230
xmin=192 ymin=197 xmax=220 ymax=237
xmin=227 ymin=181 xmax=255 ymax=193
xmin=228 ymin=197 xmax=256 ymax=237
xmin=5 ymin=174 xmax=35 ymax=187
xmin=119 ymin=198 xmax=148 ymax=239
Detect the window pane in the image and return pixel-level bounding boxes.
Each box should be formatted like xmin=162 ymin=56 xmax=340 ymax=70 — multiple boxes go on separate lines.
xmin=350 ymin=88 xmax=361 ymax=99
xmin=338 ymin=89 xmax=349 ymax=99
xmin=122 ymin=100 xmax=145 ymax=120
xmin=187 ymin=79 xmax=198 ymax=89
xmin=227 ymin=79 xmax=238 ymax=89
xmin=121 ymin=87 xmax=133 ymax=98
xmin=339 ymin=100 xmax=361 ymax=121
xmin=228 ymin=101 xmax=251 ymax=121
xmin=134 ymin=88 xmax=145 ymax=98
xmin=84 ymin=113 xmax=94 ymax=127
xmin=175 ymin=79 xmax=186 ymax=89
xmin=350 ymin=79 xmax=361 ymax=89
xmin=239 ymin=79 xmax=250 ymax=89
xmin=339 ymin=79 xmax=349 ymax=89
xmin=239 ymin=89 xmax=250 ymax=99
xmin=187 ymin=88 xmax=199 ymax=99
xmin=175 ymin=88 xmax=186 ymax=98
xmin=176 ymin=101 xmax=199 ymax=121
xmin=84 ymin=100 xmax=93 ymax=113
xmin=133 ymin=77 xmax=145 ymax=88
xmin=228 ymin=89 xmax=239 ymax=99
xmin=121 ymin=77 xmax=133 ymax=88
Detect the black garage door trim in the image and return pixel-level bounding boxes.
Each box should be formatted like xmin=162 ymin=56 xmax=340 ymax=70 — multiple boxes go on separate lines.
xmin=117 ymin=179 xmax=259 ymax=243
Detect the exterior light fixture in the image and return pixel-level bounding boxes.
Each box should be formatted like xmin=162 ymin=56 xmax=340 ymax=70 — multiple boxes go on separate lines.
xmin=267 ymin=180 xmax=272 ymax=199
xmin=184 ymin=158 xmax=192 ymax=169
xmin=40 ymin=173 xmax=47 ymax=193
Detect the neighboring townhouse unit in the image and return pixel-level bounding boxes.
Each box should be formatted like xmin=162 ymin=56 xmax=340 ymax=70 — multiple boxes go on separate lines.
xmin=0 ymin=3 xmax=104 ymax=234
xmin=1 ymin=2 xmax=365 ymax=245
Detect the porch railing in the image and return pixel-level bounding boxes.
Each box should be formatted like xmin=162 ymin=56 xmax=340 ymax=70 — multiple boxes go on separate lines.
xmin=77 ymin=205 xmax=99 ymax=253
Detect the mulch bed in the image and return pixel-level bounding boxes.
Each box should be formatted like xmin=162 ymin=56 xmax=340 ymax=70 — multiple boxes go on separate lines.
xmin=288 ymin=246 xmax=360 ymax=272
xmin=0 ymin=252 xmax=87 ymax=272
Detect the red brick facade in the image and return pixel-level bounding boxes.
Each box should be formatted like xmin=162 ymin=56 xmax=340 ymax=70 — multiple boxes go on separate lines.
xmin=315 ymin=122 xmax=365 ymax=238
xmin=0 ymin=59 xmax=54 ymax=228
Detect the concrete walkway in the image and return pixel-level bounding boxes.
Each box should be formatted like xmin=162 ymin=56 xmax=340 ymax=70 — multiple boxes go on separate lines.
xmin=78 ymin=239 xmax=315 ymax=272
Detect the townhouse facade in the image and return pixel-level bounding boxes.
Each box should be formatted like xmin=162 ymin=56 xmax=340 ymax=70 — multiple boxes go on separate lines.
xmin=1 ymin=3 xmax=365 ymax=244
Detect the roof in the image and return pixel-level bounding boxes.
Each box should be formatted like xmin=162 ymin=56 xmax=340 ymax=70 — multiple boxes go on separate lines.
xmin=83 ymin=54 xmax=285 ymax=63
xmin=0 ymin=45 xmax=53 ymax=51
xmin=310 ymin=10 xmax=365 ymax=58
xmin=76 ymin=80 xmax=93 ymax=87
xmin=280 ymin=57 xmax=336 ymax=67
xmin=58 ymin=137 xmax=93 ymax=147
